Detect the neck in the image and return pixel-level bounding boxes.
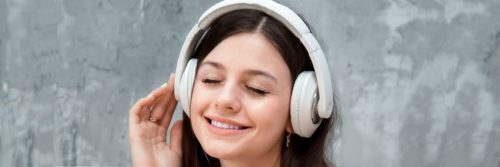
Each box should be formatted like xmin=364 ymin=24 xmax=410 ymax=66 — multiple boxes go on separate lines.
xmin=219 ymin=144 xmax=282 ymax=167
xmin=220 ymin=156 xmax=280 ymax=167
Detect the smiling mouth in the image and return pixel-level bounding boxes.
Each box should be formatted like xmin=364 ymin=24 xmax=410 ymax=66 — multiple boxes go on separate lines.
xmin=206 ymin=118 xmax=249 ymax=130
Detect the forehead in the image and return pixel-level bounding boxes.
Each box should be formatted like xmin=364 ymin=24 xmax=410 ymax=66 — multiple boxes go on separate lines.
xmin=201 ymin=32 xmax=291 ymax=80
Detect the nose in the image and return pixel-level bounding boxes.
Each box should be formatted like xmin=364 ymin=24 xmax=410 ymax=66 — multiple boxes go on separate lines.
xmin=215 ymin=82 xmax=241 ymax=113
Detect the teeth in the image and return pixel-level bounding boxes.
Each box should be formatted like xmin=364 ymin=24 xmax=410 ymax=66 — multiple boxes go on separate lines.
xmin=211 ymin=120 xmax=243 ymax=130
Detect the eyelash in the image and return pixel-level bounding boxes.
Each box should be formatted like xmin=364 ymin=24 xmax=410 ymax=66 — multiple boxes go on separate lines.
xmin=201 ymin=79 xmax=269 ymax=96
xmin=246 ymin=85 xmax=269 ymax=95
xmin=201 ymin=79 xmax=220 ymax=84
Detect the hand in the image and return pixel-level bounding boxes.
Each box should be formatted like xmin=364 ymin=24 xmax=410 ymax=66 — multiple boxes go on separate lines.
xmin=128 ymin=74 xmax=182 ymax=167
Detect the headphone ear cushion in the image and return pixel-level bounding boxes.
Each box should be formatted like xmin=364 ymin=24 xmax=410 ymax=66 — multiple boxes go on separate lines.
xmin=179 ymin=59 xmax=198 ymax=117
xmin=290 ymin=71 xmax=321 ymax=138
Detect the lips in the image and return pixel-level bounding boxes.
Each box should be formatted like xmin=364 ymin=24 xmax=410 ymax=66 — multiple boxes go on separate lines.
xmin=205 ymin=117 xmax=250 ymax=130
xmin=211 ymin=120 xmax=245 ymax=130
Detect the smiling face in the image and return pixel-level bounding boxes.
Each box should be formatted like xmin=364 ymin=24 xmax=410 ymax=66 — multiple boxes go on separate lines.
xmin=190 ymin=32 xmax=293 ymax=163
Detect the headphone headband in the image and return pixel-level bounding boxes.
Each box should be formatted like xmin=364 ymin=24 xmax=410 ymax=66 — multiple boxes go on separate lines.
xmin=175 ymin=0 xmax=333 ymax=118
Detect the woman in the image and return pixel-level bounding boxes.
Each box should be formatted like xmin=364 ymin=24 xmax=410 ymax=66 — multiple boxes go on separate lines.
xmin=129 ymin=1 xmax=338 ymax=166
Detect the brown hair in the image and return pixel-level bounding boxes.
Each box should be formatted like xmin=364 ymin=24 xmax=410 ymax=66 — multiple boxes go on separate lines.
xmin=181 ymin=9 xmax=339 ymax=167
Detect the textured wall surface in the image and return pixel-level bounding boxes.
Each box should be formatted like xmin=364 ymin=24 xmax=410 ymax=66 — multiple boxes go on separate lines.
xmin=1 ymin=0 xmax=499 ymax=166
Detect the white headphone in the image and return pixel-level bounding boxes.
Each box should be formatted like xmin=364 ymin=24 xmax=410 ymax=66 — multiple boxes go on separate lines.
xmin=174 ymin=0 xmax=334 ymax=138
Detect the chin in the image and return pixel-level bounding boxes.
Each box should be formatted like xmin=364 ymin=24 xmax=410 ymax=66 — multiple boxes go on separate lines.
xmin=201 ymin=140 xmax=246 ymax=160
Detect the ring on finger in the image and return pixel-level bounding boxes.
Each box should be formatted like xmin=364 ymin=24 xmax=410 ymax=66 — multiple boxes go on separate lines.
xmin=149 ymin=117 xmax=160 ymax=124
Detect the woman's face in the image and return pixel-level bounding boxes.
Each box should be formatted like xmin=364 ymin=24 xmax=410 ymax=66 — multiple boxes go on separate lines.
xmin=190 ymin=32 xmax=293 ymax=161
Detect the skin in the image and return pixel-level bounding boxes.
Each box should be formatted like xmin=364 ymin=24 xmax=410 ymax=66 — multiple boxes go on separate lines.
xmin=129 ymin=32 xmax=293 ymax=167
xmin=128 ymin=74 xmax=182 ymax=167
xmin=191 ymin=32 xmax=294 ymax=167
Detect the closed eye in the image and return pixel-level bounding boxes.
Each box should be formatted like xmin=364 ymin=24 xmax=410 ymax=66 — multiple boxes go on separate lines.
xmin=246 ymin=85 xmax=269 ymax=96
xmin=202 ymin=79 xmax=221 ymax=84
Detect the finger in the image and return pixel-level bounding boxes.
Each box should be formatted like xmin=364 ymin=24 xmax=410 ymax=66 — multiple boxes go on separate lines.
xmin=139 ymin=96 xmax=156 ymax=122
xmin=146 ymin=81 xmax=172 ymax=114
xmin=160 ymin=89 xmax=177 ymax=129
xmin=149 ymin=83 xmax=169 ymax=102
xmin=170 ymin=120 xmax=183 ymax=155
xmin=150 ymin=74 xmax=175 ymax=124
xmin=129 ymin=96 xmax=155 ymax=124
xmin=149 ymin=73 xmax=175 ymax=100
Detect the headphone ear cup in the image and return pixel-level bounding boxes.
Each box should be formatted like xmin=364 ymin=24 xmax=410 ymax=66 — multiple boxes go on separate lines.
xmin=290 ymin=71 xmax=321 ymax=138
xmin=179 ymin=59 xmax=198 ymax=117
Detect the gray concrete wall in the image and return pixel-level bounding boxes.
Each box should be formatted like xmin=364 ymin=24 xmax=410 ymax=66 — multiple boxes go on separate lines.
xmin=0 ymin=0 xmax=499 ymax=166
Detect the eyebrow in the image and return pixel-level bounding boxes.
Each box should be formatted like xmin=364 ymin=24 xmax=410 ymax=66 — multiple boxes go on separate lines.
xmin=200 ymin=61 xmax=278 ymax=83
xmin=200 ymin=61 xmax=223 ymax=70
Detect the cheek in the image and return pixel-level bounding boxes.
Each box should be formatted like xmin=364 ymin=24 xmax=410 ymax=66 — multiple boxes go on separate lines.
xmin=249 ymin=97 xmax=290 ymax=131
xmin=190 ymin=82 xmax=211 ymax=114
xmin=189 ymin=83 xmax=211 ymax=129
xmin=189 ymin=83 xmax=212 ymax=141
xmin=244 ymin=98 xmax=291 ymax=153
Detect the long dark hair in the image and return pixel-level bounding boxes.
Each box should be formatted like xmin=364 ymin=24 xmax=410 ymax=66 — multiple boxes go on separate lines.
xmin=181 ymin=9 xmax=339 ymax=167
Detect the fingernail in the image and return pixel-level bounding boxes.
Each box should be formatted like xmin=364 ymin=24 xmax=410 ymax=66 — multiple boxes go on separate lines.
xmin=167 ymin=73 xmax=174 ymax=84
xmin=160 ymin=73 xmax=174 ymax=88
xmin=169 ymin=73 xmax=174 ymax=81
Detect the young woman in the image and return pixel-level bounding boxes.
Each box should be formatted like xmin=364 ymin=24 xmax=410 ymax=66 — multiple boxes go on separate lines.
xmin=128 ymin=1 xmax=339 ymax=167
